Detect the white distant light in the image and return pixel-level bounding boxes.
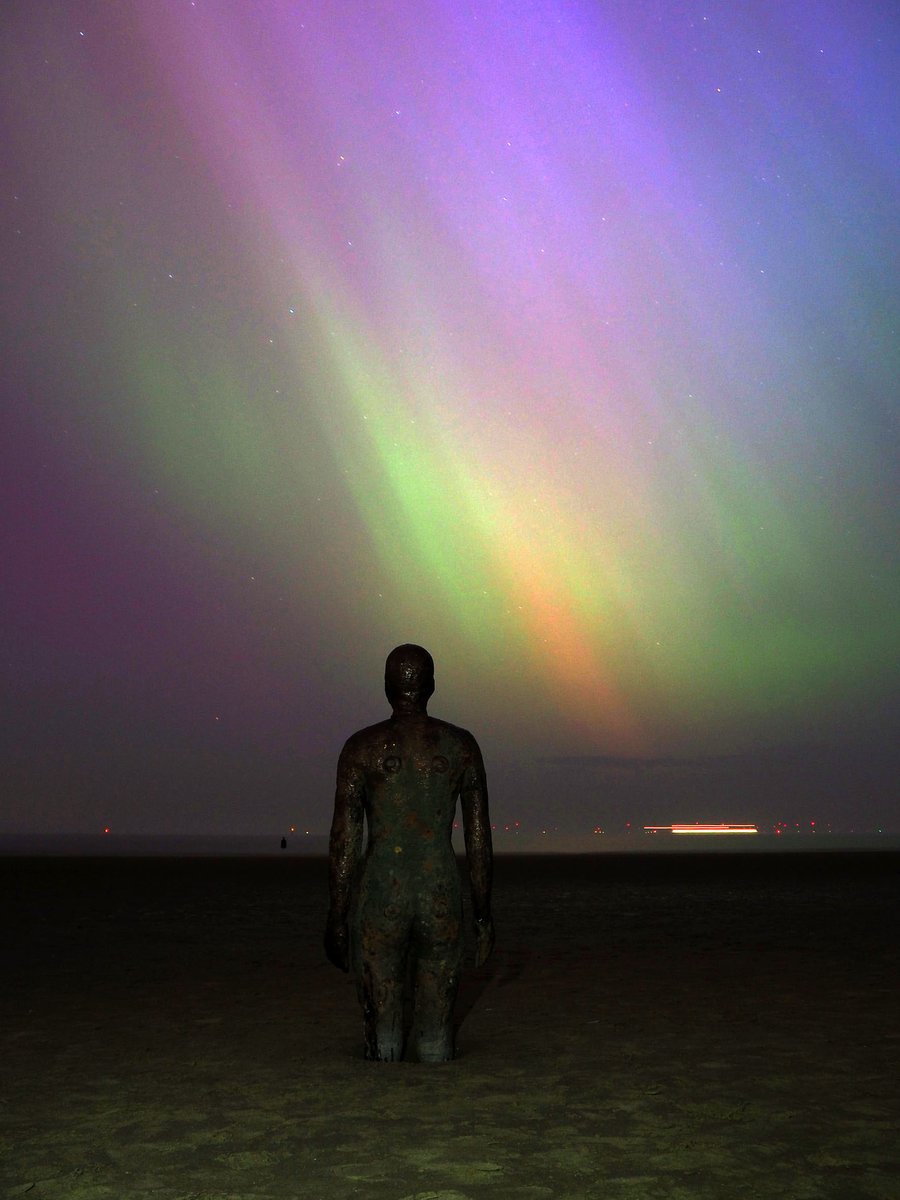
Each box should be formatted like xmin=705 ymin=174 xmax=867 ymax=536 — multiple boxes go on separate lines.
xmin=643 ymin=823 xmax=758 ymax=835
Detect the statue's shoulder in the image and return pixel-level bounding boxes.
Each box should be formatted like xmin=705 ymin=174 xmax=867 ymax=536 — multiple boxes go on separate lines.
xmin=340 ymin=719 xmax=392 ymax=758
xmin=429 ymin=717 xmax=481 ymax=756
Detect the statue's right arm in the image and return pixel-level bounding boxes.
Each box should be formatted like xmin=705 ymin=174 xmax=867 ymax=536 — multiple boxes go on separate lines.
xmin=324 ymin=742 xmax=365 ymax=972
xmin=459 ymin=735 xmax=495 ymax=967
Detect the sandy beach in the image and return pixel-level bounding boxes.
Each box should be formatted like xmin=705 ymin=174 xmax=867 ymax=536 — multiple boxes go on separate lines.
xmin=1 ymin=851 xmax=897 ymax=1199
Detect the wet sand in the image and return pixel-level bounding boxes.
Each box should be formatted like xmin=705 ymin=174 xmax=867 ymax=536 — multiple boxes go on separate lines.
xmin=1 ymin=852 xmax=898 ymax=1199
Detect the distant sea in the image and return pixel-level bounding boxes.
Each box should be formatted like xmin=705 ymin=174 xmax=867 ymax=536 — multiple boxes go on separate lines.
xmin=1 ymin=832 xmax=898 ymax=856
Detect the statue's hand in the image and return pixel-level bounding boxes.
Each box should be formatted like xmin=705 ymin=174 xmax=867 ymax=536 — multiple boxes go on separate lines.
xmin=324 ymin=911 xmax=350 ymax=973
xmin=473 ymin=915 xmax=495 ymax=968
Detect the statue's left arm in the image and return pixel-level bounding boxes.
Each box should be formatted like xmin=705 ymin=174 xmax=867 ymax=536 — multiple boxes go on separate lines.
xmin=459 ymin=736 xmax=494 ymax=967
xmin=324 ymin=740 xmax=365 ymax=972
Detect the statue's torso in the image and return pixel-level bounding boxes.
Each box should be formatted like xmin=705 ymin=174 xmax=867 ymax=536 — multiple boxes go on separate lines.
xmin=344 ymin=714 xmax=476 ymax=908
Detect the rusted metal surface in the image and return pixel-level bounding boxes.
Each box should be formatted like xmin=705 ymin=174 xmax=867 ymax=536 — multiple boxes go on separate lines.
xmin=325 ymin=644 xmax=493 ymax=1062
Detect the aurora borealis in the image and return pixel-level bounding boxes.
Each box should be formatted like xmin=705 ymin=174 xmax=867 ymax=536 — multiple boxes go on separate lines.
xmin=2 ymin=1 xmax=897 ymax=834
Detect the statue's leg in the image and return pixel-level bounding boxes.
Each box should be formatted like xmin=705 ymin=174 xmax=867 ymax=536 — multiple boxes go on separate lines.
xmin=411 ymin=947 xmax=461 ymax=1062
xmin=411 ymin=894 xmax=463 ymax=1063
xmin=359 ymin=953 xmax=406 ymax=1061
xmin=352 ymin=883 xmax=410 ymax=1061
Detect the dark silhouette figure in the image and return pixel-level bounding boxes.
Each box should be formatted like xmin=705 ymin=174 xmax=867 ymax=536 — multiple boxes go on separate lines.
xmin=325 ymin=644 xmax=493 ymax=1062
xmin=281 ymin=837 xmax=287 ymax=850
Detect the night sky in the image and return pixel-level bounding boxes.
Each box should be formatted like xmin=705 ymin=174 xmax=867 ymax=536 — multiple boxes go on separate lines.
xmin=2 ymin=2 xmax=897 ymax=835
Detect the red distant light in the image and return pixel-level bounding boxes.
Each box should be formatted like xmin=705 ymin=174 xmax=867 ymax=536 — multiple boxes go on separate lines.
xmin=103 ymin=827 xmax=110 ymax=834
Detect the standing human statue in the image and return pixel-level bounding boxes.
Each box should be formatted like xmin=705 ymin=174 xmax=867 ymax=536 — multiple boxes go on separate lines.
xmin=324 ymin=644 xmax=494 ymax=1062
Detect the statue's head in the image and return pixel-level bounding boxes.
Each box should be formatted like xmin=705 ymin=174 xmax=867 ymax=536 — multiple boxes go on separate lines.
xmin=384 ymin=644 xmax=435 ymax=712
